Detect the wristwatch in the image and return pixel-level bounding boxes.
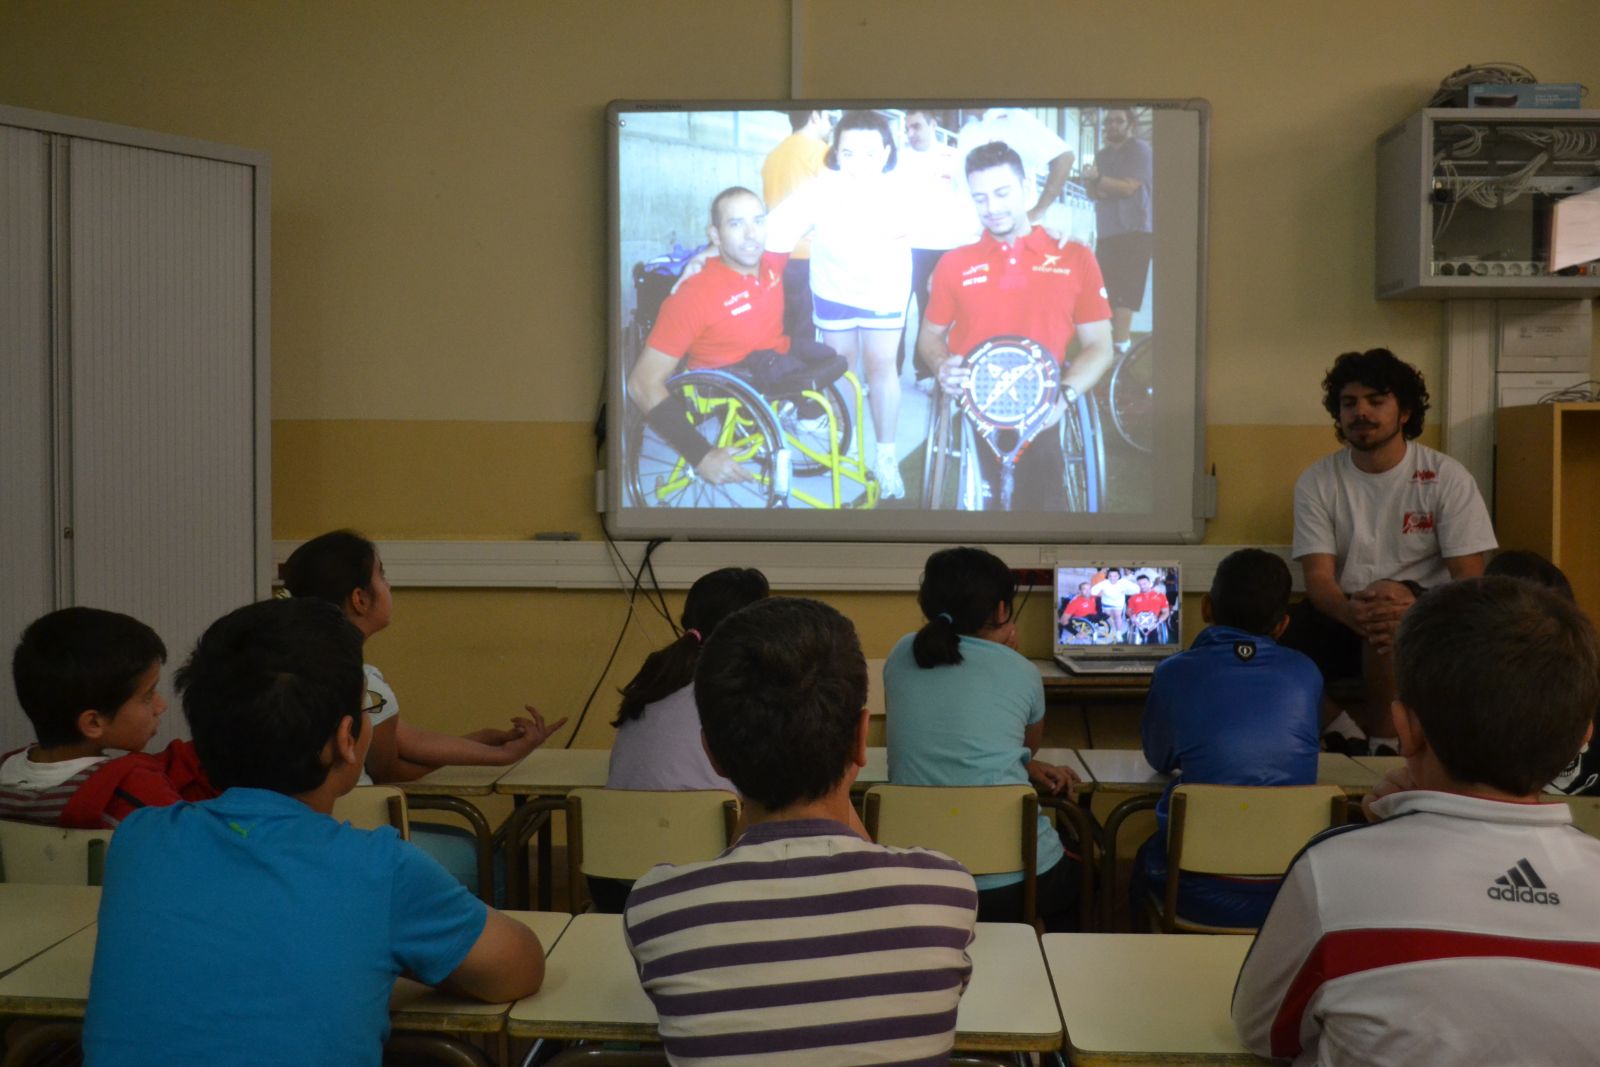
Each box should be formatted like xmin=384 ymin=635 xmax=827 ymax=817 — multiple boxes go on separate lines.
xmin=1061 ymin=383 xmax=1080 ymax=405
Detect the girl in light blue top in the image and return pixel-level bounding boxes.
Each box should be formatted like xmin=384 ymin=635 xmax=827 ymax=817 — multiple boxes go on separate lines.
xmin=883 ymin=546 xmax=1083 ymax=929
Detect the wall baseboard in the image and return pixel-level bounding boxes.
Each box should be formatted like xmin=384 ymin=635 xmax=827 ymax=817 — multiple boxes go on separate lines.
xmin=271 ymin=540 xmax=1297 ymax=593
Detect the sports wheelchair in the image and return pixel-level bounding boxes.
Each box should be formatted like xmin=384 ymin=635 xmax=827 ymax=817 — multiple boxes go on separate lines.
xmin=1129 ymin=610 xmax=1171 ymax=645
xmin=920 ymin=336 xmax=1106 ymax=512
xmin=625 ymin=366 xmax=879 ymax=510
xmin=621 ymin=250 xmax=880 ymax=510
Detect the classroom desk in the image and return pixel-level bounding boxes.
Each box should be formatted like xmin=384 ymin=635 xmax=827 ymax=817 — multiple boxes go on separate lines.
xmin=389 ymin=911 xmax=572 ymax=1033
xmin=1044 ymin=933 xmax=1271 ymax=1065
xmin=507 ymin=914 xmax=1062 ymax=1058
xmin=1081 ymin=751 xmax=1381 ymax=799
xmin=0 ymin=911 xmax=576 ymax=1060
xmin=1033 ymin=747 xmax=1095 ymax=788
xmin=0 ymin=924 xmax=95 ymax=1019
xmin=1355 ymin=754 xmax=1405 ymax=780
xmin=954 ymin=921 xmax=1063 ymax=1053
xmin=0 ymin=885 xmax=100 ymax=980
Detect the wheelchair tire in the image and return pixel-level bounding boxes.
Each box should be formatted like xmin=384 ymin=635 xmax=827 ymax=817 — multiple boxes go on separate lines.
xmin=625 ymin=369 xmax=785 ymax=509
xmin=1109 ymin=335 xmax=1154 ymax=453
xmin=1061 ymin=390 xmax=1104 ymax=513
xmin=773 ymin=382 xmax=853 ymax=477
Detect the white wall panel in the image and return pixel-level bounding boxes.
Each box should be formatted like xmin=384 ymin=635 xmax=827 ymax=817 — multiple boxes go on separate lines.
xmin=68 ymin=139 xmax=258 ymax=745
xmin=0 ymin=125 xmax=54 ymax=755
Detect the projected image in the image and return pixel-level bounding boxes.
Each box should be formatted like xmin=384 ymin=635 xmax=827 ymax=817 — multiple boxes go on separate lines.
xmin=1057 ymin=564 xmax=1179 ymax=646
xmin=615 ymin=104 xmax=1157 ymax=515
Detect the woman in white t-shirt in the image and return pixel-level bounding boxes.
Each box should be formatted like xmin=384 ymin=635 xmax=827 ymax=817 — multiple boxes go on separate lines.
xmin=1091 ymin=568 xmax=1141 ymax=637
xmin=765 ymin=110 xmax=916 ymax=499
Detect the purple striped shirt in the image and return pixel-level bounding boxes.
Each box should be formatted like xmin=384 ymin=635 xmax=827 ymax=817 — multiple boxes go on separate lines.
xmin=623 ymin=818 xmax=978 ymax=1066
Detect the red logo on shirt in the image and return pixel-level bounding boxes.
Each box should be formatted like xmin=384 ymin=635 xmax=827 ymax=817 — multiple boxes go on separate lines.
xmin=1411 ymin=469 xmax=1438 ymax=483
xmin=1402 ymin=512 xmax=1435 ymax=534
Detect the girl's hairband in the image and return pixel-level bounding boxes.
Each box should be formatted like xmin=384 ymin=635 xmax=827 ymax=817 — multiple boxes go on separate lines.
xmin=685 ymin=628 xmax=703 ymax=643
xmin=935 ymin=612 xmax=954 ymax=625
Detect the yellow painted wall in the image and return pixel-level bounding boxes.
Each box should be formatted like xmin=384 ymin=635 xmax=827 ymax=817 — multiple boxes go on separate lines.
xmin=5 ymin=0 xmax=1599 ymax=748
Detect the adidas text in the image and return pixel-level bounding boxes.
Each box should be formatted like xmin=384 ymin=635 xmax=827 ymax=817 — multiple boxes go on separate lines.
xmin=1486 ymin=885 xmax=1559 ymax=905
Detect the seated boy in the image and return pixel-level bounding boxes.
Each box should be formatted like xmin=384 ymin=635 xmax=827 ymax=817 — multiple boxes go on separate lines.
xmin=83 ymin=598 xmax=545 ymax=1066
xmin=1233 ymin=576 xmax=1600 ymax=1065
xmin=1134 ymin=549 xmax=1322 ymax=928
xmin=624 ymin=597 xmax=979 ymax=1064
xmin=2 ymin=607 xmax=213 ymax=827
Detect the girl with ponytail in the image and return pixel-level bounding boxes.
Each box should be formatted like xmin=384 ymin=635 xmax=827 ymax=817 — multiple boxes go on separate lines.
xmin=885 ymin=546 xmax=1084 ymax=930
xmin=606 ymin=567 xmax=769 ymax=791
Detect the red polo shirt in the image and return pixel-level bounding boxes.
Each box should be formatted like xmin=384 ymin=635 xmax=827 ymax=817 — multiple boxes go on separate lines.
xmin=924 ymin=229 xmax=1111 ymax=363
xmin=1127 ymin=590 xmax=1170 ymax=616
xmin=644 ymin=252 xmax=790 ymax=370
xmin=1062 ymin=595 xmax=1098 ymax=618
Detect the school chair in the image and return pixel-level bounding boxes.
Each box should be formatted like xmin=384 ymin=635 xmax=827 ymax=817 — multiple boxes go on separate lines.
xmin=864 ymin=783 xmax=1096 ymax=931
xmin=1149 ymin=783 xmax=1345 ymax=934
xmin=332 ymin=785 xmax=410 ymax=839
xmin=1563 ymin=795 xmax=1600 ymax=838
xmin=0 ymin=819 xmax=111 ymax=885
xmin=565 ymin=788 xmax=739 ymax=915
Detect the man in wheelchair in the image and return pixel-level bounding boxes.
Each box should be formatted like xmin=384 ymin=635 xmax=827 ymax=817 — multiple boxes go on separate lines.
xmin=1126 ymin=572 xmax=1172 ymax=645
xmin=915 ymin=141 xmax=1115 ymax=511
xmin=627 ymin=186 xmax=846 ymax=484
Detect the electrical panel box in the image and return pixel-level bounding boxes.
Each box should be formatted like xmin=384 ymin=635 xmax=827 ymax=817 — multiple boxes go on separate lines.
xmin=1376 ymin=108 xmax=1600 ymax=299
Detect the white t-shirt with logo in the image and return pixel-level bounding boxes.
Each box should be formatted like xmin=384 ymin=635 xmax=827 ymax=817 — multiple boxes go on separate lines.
xmin=1292 ymin=441 xmax=1497 ymax=593
xmin=1091 ymin=575 xmax=1140 ymax=609
xmin=359 ymin=663 xmax=403 ymax=787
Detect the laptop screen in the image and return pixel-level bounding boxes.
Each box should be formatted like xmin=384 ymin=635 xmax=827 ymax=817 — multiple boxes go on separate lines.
xmin=1055 ymin=563 xmax=1182 ymax=652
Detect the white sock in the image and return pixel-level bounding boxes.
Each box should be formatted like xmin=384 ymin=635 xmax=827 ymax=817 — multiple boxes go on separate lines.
xmin=877 ymin=442 xmax=898 ymax=467
xmin=1114 ymin=339 xmax=1132 ymax=355
xmin=1325 ymin=711 xmax=1365 ymax=740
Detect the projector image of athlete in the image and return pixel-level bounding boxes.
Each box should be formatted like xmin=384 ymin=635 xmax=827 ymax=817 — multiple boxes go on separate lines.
xmin=917 ymin=141 xmax=1114 ymax=511
xmin=628 ymin=186 xmax=846 ymax=486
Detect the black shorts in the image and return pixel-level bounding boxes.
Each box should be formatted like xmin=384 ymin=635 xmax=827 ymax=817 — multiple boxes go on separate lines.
xmin=1097 ymin=232 xmax=1153 ymax=312
xmin=1279 ymin=597 xmax=1363 ymax=684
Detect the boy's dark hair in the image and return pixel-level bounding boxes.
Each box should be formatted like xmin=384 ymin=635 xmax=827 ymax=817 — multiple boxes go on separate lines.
xmin=1320 ymin=348 xmax=1429 ymax=442
xmin=824 ymin=109 xmax=897 ymax=172
xmin=964 ymin=139 xmax=1027 ymax=185
xmin=1394 ymin=576 xmax=1600 ymax=796
xmin=177 ymin=598 xmax=365 ymax=795
xmin=1208 ymin=549 xmax=1293 ymax=635
xmin=695 ymin=597 xmax=867 ymax=811
xmin=282 ymin=529 xmax=377 ymax=607
xmin=1484 ymin=549 xmax=1575 ymax=602
xmin=912 ymin=547 xmax=1017 ymax=669
xmin=12 ymin=608 xmax=167 ymax=747
xmin=614 ymin=567 xmax=769 ymax=726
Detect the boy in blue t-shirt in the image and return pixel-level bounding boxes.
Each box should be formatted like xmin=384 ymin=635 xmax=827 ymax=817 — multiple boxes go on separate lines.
xmin=1133 ymin=548 xmax=1323 ymax=928
xmin=83 ymin=598 xmax=546 ymax=1067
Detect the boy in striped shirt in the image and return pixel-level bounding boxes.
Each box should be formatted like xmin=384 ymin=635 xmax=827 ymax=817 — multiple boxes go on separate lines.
xmin=2 ymin=607 xmax=214 ymax=827
xmin=624 ymin=597 xmax=979 ymax=1065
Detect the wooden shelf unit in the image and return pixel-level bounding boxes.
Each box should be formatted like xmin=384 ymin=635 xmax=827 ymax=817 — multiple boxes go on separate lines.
xmin=1496 ymin=403 xmax=1600 ymax=609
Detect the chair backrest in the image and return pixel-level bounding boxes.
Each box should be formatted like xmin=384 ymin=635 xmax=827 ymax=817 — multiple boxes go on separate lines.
xmin=567 ymin=788 xmax=739 ymax=882
xmin=332 ymin=785 xmax=410 ymax=839
xmin=1168 ymin=784 xmax=1345 ymax=878
xmin=0 ymin=820 xmax=112 ymax=885
xmin=1564 ymin=796 xmax=1600 ymax=838
xmin=863 ymin=784 xmax=1037 ymax=877
xmin=1161 ymin=783 xmax=1344 ymax=934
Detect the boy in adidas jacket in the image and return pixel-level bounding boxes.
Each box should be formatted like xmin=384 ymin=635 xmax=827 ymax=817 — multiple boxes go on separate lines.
xmin=1233 ymin=576 xmax=1600 ymax=1066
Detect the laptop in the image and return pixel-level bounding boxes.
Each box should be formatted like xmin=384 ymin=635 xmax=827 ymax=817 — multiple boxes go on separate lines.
xmin=1053 ymin=561 xmax=1183 ymax=675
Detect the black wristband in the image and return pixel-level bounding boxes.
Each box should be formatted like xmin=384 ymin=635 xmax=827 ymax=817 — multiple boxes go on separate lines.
xmin=644 ymin=394 xmax=712 ymax=467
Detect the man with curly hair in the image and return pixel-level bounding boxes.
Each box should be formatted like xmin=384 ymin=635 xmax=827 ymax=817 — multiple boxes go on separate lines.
xmin=1284 ymin=349 xmax=1496 ymax=753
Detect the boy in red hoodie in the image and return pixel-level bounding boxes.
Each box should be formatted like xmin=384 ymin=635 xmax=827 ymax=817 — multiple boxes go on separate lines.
xmin=2 ymin=607 xmax=213 ymax=827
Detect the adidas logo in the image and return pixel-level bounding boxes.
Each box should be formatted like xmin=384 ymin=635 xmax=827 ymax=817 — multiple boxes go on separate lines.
xmin=1486 ymin=859 xmax=1560 ymax=905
